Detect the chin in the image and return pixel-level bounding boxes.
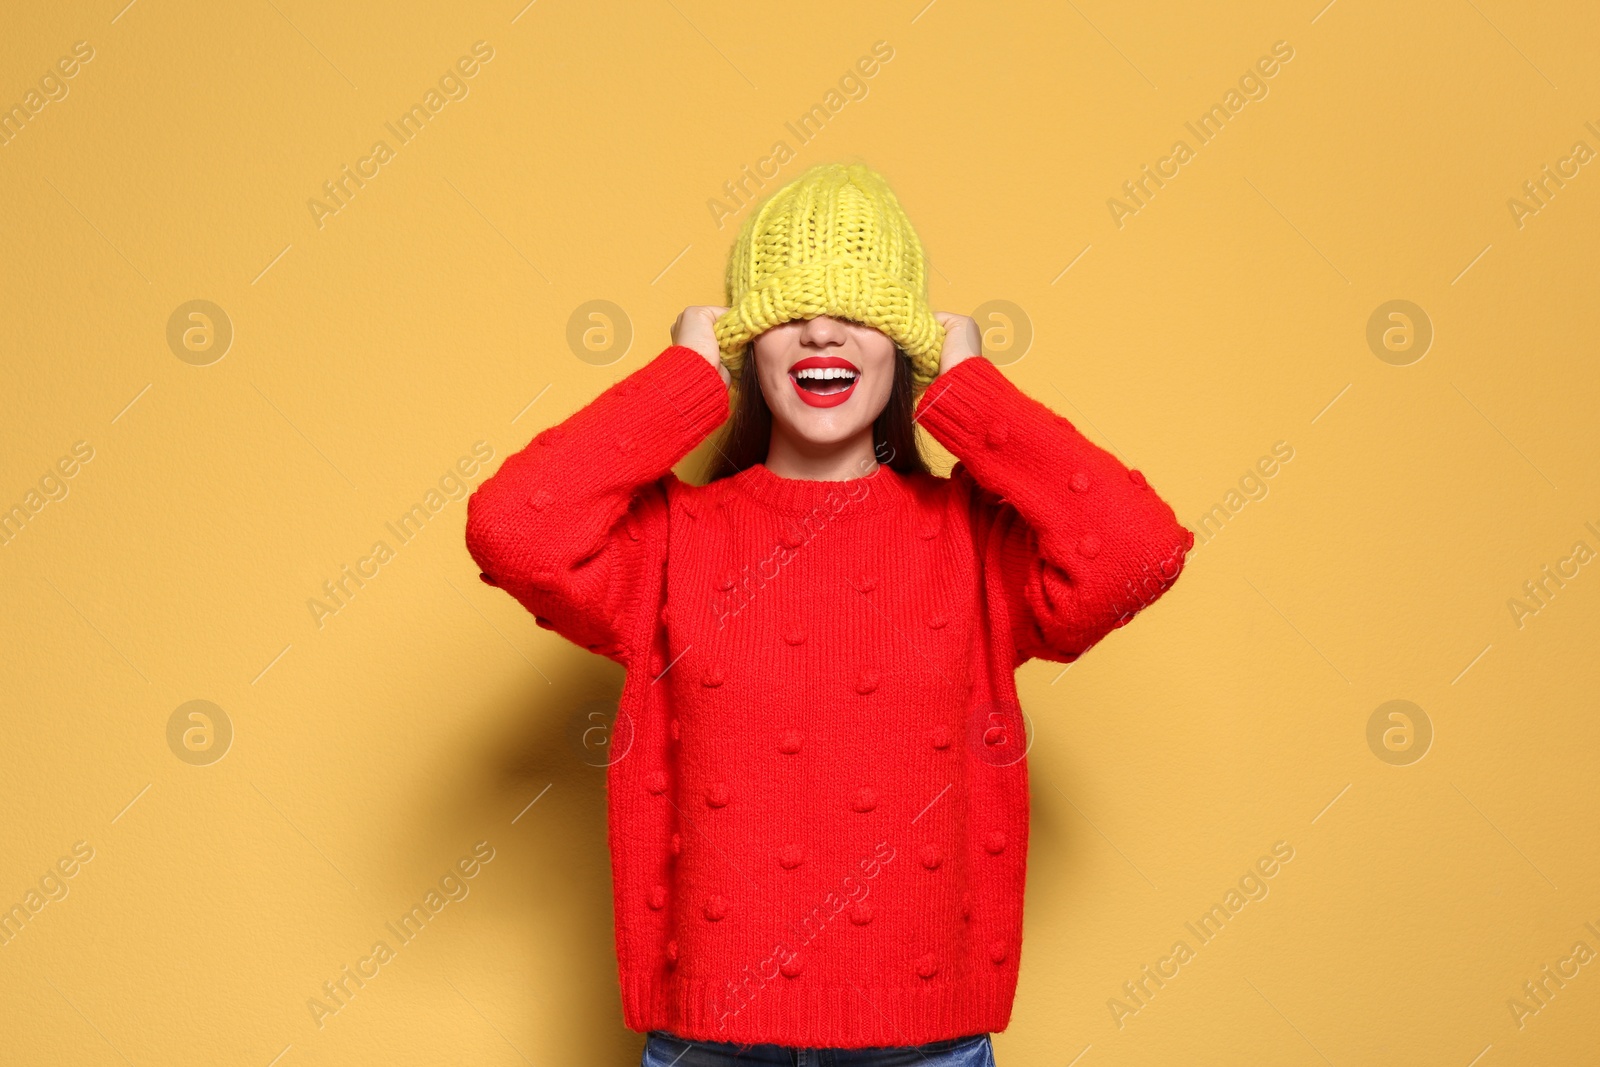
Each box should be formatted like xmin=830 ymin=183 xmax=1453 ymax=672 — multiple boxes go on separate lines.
xmin=787 ymin=380 xmax=893 ymax=428
xmin=750 ymin=324 xmax=899 ymax=431
xmin=776 ymin=410 xmax=865 ymax=448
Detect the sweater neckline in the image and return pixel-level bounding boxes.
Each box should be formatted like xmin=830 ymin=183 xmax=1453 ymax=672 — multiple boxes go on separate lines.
xmin=723 ymin=459 xmax=912 ymax=517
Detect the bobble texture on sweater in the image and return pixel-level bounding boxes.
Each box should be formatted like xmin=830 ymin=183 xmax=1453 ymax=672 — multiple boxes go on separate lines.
xmin=465 ymin=344 xmax=1193 ymax=1048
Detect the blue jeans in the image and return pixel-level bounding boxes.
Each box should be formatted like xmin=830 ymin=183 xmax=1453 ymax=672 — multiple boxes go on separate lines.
xmin=640 ymin=1029 xmax=994 ymax=1066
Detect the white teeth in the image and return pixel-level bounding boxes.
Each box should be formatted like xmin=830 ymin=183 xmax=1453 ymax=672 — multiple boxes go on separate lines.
xmin=794 ymin=367 xmax=858 ymax=380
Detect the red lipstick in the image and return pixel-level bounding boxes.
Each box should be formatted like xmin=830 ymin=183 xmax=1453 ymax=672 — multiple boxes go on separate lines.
xmin=788 ymin=355 xmax=860 ymax=408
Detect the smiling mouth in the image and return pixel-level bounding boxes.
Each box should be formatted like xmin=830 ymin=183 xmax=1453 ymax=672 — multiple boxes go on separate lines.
xmin=788 ymin=357 xmax=861 ymax=408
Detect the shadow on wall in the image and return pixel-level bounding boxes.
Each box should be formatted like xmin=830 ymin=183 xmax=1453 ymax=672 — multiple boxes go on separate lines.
xmin=434 ymin=641 xmax=642 ymax=1062
xmin=404 ymin=413 xmax=737 ymax=1060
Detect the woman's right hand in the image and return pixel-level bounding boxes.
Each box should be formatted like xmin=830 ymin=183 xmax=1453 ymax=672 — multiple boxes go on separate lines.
xmin=672 ymin=306 xmax=732 ymax=388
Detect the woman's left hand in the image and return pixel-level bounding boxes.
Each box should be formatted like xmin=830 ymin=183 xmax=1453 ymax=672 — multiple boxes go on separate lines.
xmin=934 ymin=312 xmax=982 ymax=377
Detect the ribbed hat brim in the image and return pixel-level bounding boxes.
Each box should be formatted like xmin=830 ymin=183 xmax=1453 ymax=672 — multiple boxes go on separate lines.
xmin=714 ymin=260 xmax=944 ymax=388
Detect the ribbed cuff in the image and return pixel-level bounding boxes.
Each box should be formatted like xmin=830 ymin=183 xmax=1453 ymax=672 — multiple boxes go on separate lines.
xmin=914 ymin=351 xmax=1196 ymax=570
xmin=609 ymin=344 xmax=730 ymax=476
xmin=911 ymin=354 xmax=1145 ymax=531
xmin=913 ymin=355 xmax=1038 ymax=459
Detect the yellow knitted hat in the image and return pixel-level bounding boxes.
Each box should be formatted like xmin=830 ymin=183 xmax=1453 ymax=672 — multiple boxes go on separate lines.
xmin=714 ymin=162 xmax=945 ymax=389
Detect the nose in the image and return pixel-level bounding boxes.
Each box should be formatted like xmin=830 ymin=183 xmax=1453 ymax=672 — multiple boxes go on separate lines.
xmin=797 ymin=315 xmax=848 ymax=348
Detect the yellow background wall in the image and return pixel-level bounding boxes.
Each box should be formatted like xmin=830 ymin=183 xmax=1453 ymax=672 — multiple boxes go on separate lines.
xmin=3 ymin=1 xmax=1597 ymax=1063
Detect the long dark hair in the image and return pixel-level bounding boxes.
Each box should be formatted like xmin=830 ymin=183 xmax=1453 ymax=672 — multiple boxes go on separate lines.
xmin=703 ymin=346 xmax=932 ymax=483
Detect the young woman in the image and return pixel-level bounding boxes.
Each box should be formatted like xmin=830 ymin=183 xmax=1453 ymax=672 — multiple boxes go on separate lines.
xmin=466 ymin=163 xmax=1193 ymax=1065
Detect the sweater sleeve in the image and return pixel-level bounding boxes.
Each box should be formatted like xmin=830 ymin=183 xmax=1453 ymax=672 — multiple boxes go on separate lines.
xmin=465 ymin=344 xmax=730 ymax=663
xmin=913 ymin=355 xmax=1194 ymax=667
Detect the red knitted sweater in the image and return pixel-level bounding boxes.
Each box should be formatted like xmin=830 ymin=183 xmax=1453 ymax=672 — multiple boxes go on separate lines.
xmin=465 ymin=343 xmax=1193 ymax=1048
